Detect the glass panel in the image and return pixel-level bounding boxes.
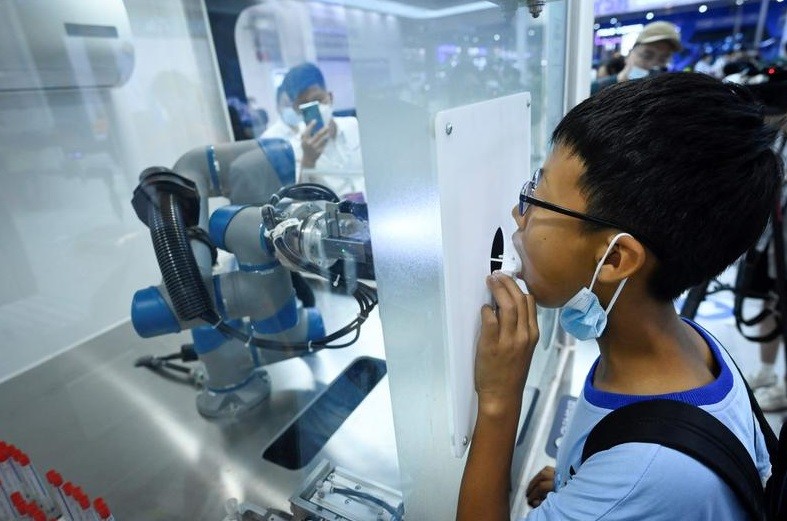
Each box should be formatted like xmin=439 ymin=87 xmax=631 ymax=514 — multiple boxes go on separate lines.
xmin=0 ymin=0 xmax=229 ymax=381
xmin=343 ymin=2 xmax=567 ymax=519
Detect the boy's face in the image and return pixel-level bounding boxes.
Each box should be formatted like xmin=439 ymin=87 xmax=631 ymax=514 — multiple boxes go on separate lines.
xmin=511 ymin=145 xmax=606 ymax=308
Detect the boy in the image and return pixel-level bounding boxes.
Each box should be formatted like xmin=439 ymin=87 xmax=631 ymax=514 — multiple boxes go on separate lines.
xmin=457 ymin=73 xmax=780 ymax=520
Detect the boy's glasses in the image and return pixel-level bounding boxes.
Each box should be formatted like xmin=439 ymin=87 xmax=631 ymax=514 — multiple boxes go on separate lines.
xmin=519 ymin=168 xmax=659 ymax=255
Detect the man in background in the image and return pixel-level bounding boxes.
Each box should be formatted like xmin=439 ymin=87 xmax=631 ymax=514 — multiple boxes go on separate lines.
xmin=591 ymin=21 xmax=682 ymax=95
xmin=280 ymin=62 xmax=363 ymax=197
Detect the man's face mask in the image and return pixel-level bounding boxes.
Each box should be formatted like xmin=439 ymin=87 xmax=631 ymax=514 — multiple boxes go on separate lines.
xmin=280 ymin=106 xmax=301 ymax=128
xmin=628 ymin=66 xmax=651 ymax=80
xmin=559 ymin=233 xmax=631 ymax=340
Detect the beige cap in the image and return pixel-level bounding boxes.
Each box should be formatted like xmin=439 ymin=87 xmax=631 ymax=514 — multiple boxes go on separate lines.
xmin=635 ymin=21 xmax=682 ymax=52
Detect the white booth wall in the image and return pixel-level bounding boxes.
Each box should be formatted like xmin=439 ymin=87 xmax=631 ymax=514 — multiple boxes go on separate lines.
xmin=0 ymin=0 xmax=230 ymax=382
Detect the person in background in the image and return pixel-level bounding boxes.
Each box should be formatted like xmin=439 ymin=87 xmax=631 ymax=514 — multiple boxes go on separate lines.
xmin=281 ymin=62 xmax=363 ymax=189
xmin=597 ymin=54 xmax=625 ymax=80
xmin=591 ymin=21 xmax=682 ymax=95
xmin=749 ymin=321 xmax=786 ymax=411
xmin=721 ymin=48 xmax=761 ymax=82
xmin=694 ymin=52 xmax=715 ymax=76
xmin=262 ymin=85 xmax=301 ymax=141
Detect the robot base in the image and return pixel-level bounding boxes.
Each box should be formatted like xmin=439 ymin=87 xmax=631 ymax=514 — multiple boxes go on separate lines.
xmin=196 ymin=368 xmax=271 ymax=418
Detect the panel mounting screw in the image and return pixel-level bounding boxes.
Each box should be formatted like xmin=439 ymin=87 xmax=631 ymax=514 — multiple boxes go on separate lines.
xmin=462 ymin=436 xmax=469 ymax=446
xmin=445 ymin=123 xmax=453 ymax=135
xmin=527 ymin=101 xmax=531 ymax=108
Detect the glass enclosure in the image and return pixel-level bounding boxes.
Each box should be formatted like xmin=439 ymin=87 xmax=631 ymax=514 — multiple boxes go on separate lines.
xmin=0 ymin=0 xmax=586 ymax=519
xmin=339 ymin=2 xmax=568 ymax=518
xmin=0 ymin=0 xmax=229 ymax=381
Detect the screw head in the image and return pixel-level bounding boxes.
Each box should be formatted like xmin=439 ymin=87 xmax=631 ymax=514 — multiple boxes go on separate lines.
xmin=445 ymin=123 xmax=453 ymax=135
xmin=462 ymin=436 xmax=469 ymax=446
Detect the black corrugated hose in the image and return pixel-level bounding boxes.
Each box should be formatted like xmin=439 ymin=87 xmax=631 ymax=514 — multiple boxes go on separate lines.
xmin=148 ymin=192 xmax=217 ymax=323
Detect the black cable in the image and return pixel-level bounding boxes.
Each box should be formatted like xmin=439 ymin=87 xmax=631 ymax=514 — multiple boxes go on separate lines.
xmin=331 ymin=488 xmax=403 ymax=521
xmin=271 ymin=183 xmax=339 ymax=204
xmin=137 ymin=344 xmax=198 ymax=364
xmin=134 ymin=356 xmax=201 ymax=387
xmin=187 ymin=226 xmax=218 ymax=266
xmin=134 ymin=355 xmax=193 ymax=374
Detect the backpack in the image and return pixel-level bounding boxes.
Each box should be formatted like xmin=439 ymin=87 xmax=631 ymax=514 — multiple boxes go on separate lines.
xmin=582 ymin=383 xmax=786 ymax=520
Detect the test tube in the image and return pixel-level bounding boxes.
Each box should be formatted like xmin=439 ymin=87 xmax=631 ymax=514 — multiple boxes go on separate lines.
xmin=92 ymin=498 xmax=114 ymax=521
xmin=13 ymin=452 xmax=53 ymax=514
xmin=62 ymin=483 xmax=80 ymax=521
xmin=0 ymin=446 xmax=25 ymax=500
xmin=74 ymin=487 xmax=96 ymax=521
xmin=9 ymin=491 xmax=27 ymax=518
xmin=4 ymin=446 xmax=30 ymax=501
xmin=27 ymin=504 xmax=46 ymax=521
xmin=73 ymin=489 xmax=91 ymax=521
xmin=44 ymin=471 xmax=72 ymax=521
xmin=0 ymin=479 xmax=16 ymax=520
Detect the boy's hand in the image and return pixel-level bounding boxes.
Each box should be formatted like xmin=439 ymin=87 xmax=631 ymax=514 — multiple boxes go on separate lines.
xmin=526 ymin=465 xmax=555 ymax=508
xmin=475 ymin=272 xmax=539 ymax=418
xmin=301 ymin=121 xmax=331 ymax=168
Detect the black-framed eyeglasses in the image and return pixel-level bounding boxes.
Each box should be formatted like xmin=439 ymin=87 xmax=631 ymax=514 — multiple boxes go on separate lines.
xmin=519 ymin=168 xmax=659 ymax=255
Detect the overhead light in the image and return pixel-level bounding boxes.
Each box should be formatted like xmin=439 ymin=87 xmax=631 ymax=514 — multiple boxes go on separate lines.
xmin=698 ymin=4 xmax=708 ymax=13
xmin=645 ymin=12 xmax=654 ymax=20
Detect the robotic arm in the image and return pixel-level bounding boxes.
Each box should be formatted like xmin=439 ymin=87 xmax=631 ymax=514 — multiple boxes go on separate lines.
xmin=128 ymin=139 xmax=376 ymax=418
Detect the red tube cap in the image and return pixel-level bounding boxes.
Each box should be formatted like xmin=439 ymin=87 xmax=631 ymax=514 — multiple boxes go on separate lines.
xmin=45 ymin=470 xmax=63 ymax=487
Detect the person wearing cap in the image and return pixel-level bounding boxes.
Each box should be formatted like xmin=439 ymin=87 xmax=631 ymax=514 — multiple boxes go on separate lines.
xmin=591 ymin=21 xmax=682 ymax=95
xmin=279 ymin=62 xmax=363 ymax=196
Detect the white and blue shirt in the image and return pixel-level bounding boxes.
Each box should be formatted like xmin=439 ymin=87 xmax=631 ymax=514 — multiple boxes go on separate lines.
xmin=524 ymin=319 xmax=771 ymax=520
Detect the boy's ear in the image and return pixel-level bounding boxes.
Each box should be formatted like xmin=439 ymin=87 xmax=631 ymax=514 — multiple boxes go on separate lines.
xmin=594 ymin=234 xmax=647 ymax=283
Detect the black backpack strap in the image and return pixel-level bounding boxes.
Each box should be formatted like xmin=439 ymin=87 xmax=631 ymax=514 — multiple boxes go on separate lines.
xmin=582 ymin=399 xmax=764 ymax=521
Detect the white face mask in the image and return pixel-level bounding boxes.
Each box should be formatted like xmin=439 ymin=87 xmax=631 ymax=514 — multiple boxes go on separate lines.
xmin=318 ymin=103 xmax=333 ymax=128
xmin=280 ymin=107 xmax=301 ymax=128
xmin=559 ymin=233 xmax=631 ymax=340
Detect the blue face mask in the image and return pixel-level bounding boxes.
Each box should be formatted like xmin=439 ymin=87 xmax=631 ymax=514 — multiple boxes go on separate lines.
xmin=628 ymin=66 xmax=650 ymax=80
xmin=559 ymin=233 xmax=631 ymax=340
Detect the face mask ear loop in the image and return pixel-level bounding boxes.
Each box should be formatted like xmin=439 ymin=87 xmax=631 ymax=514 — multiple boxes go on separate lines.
xmin=588 ymin=232 xmax=632 ymax=314
xmin=605 ymin=278 xmax=628 ymax=315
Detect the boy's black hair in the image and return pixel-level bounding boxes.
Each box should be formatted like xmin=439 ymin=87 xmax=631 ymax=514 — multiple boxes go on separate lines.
xmin=552 ymin=72 xmax=782 ymax=301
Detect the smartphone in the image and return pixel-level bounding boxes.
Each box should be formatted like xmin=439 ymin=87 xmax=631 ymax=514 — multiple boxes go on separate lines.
xmin=262 ymin=357 xmax=387 ymax=470
xmin=299 ymin=100 xmax=324 ymax=134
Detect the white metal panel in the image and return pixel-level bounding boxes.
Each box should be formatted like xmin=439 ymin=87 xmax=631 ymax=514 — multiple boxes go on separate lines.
xmin=434 ymin=92 xmax=531 ymax=457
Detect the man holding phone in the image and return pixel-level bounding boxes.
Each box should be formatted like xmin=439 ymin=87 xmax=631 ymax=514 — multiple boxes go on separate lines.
xmin=280 ymin=62 xmax=363 ymax=195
